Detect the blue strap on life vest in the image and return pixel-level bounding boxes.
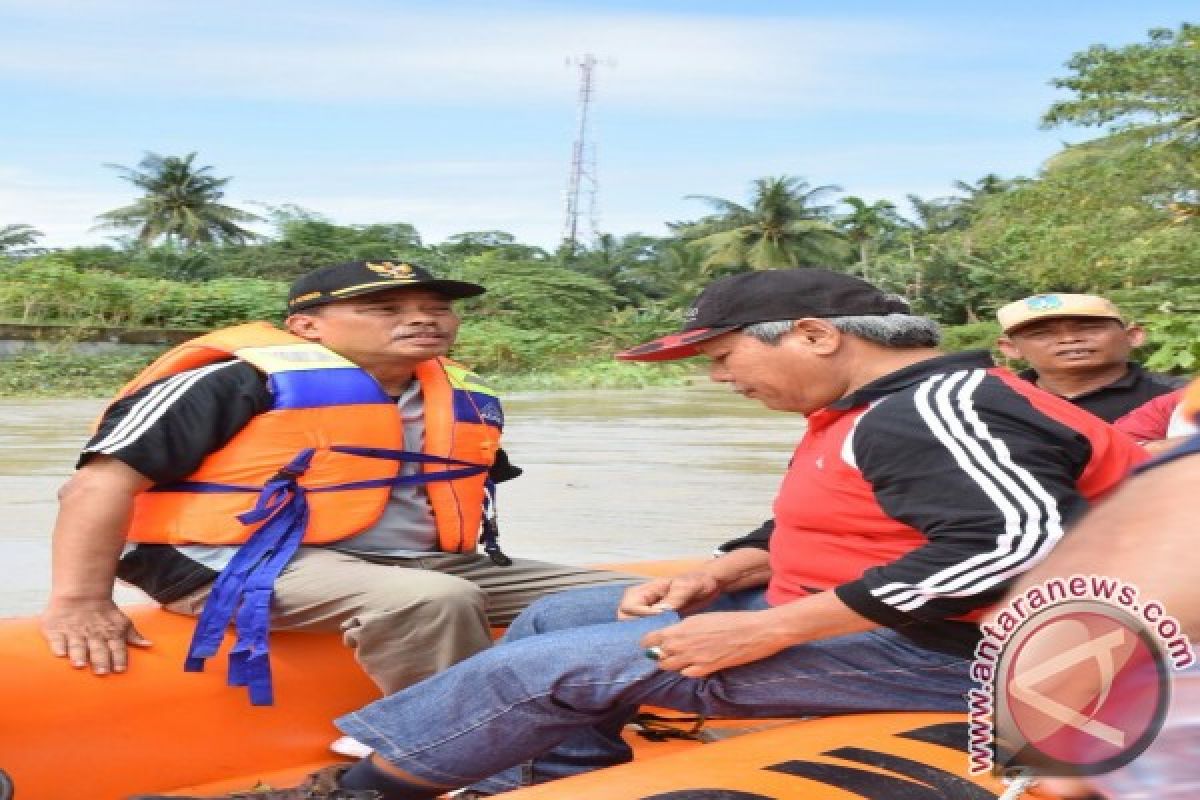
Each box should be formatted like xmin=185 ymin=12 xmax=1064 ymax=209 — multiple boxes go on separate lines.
xmin=181 ymin=446 xmax=490 ymax=705
xmin=183 ymin=449 xmax=315 ymax=705
xmin=157 ymin=448 xmax=488 ymax=495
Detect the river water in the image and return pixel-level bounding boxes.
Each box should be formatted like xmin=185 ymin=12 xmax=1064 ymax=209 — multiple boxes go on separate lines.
xmin=0 ymin=386 xmax=804 ymax=618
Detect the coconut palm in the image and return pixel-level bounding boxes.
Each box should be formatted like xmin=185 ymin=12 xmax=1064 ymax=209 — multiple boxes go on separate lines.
xmin=678 ymin=176 xmax=847 ymax=270
xmin=94 ymin=152 xmax=260 ymax=247
xmin=952 ymin=174 xmax=1015 ymax=219
xmin=654 ymin=240 xmax=716 ymax=305
xmin=838 ymin=197 xmax=903 ymax=281
xmin=0 ymin=223 xmax=43 ymax=253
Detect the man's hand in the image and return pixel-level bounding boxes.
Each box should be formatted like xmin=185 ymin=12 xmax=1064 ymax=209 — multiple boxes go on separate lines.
xmin=640 ymin=591 xmax=878 ymax=679
xmin=41 ymin=599 xmax=151 ymax=675
xmin=617 ymin=572 xmax=723 ymax=619
xmin=640 ymin=610 xmax=788 ymax=678
xmin=41 ymin=456 xmax=153 ymax=676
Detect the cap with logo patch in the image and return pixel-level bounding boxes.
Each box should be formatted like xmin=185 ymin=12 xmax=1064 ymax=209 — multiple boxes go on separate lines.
xmin=287 ymin=260 xmax=486 ymax=312
xmin=997 ymin=293 xmax=1124 ymax=335
xmin=617 ymin=268 xmax=911 ymax=362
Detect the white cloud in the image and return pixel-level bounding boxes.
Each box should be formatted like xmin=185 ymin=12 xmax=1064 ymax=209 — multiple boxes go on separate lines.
xmin=0 ymin=4 xmax=946 ymax=114
xmin=285 ymin=191 xmax=563 ymax=247
xmin=0 ymin=156 xmax=569 ymax=248
xmin=2 ymin=130 xmax=1064 ymax=250
xmin=0 ymin=2 xmax=1096 ymax=249
xmin=0 ymin=167 xmax=126 ymax=245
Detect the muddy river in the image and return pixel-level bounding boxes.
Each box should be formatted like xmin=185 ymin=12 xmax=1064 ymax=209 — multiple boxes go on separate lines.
xmin=0 ymin=387 xmax=804 ymax=617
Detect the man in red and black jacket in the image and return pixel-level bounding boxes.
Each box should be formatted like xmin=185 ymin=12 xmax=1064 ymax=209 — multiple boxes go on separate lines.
xmin=715 ymin=340 xmax=1138 ymax=659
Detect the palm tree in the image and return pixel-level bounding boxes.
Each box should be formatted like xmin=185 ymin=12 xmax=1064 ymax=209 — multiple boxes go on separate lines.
xmin=905 ymin=177 xmax=1015 ymax=239
xmin=94 ymin=152 xmax=261 ymax=247
xmin=952 ymin=174 xmax=1014 ymax=220
xmin=654 ymin=240 xmax=714 ymax=305
xmin=838 ymin=197 xmax=902 ymax=281
xmin=0 ymin=223 xmax=43 ymax=253
xmin=678 ymin=176 xmax=847 ymax=270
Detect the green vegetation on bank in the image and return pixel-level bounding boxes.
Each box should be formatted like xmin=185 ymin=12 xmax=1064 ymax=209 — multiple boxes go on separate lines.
xmin=0 ymin=347 xmax=160 ymax=397
xmin=0 ymin=345 xmax=699 ymax=397
xmin=2 ymin=24 xmax=1198 ymax=396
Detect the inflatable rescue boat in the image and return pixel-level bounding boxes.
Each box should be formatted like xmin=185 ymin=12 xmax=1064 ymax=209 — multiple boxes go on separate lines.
xmin=0 ymin=561 xmax=1015 ymax=799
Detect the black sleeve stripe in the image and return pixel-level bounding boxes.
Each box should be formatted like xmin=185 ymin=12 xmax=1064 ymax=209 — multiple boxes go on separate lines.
xmin=868 ymin=369 xmax=1066 ymax=611
xmin=86 ymin=361 xmax=242 ymax=455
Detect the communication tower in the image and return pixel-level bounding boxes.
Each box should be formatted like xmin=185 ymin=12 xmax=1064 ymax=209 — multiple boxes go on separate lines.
xmin=563 ymin=54 xmax=601 ymax=251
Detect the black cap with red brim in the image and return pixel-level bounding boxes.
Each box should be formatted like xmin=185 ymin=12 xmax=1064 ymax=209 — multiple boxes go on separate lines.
xmin=616 ymin=268 xmax=910 ymax=362
xmin=616 ymin=327 xmax=737 ymax=361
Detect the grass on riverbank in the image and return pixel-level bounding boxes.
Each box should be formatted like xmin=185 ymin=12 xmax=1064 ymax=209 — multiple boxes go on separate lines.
xmin=0 ymin=320 xmax=1006 ymax=397
xmin=0 ymin=346 xmax=698 ymax=397
xmin=0 ymin=348 xmax=160 ymax=397
xmin=487 ymin=360 xmax=696 ymax=391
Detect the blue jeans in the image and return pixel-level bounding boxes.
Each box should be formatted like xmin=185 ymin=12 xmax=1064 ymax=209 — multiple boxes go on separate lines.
xmin=337 ymin=584 xmax=973 ymax=795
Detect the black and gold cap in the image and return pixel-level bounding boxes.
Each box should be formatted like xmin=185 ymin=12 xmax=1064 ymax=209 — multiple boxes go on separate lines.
xmin=287 ymin=260 xmax=486 ymax=312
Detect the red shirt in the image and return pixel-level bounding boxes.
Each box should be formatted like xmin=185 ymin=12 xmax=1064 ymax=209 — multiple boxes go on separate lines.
xmin=1114 ymin=388 xmax=1184 ymax=441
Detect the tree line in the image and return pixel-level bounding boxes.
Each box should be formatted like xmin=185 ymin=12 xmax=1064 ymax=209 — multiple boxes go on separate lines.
xmin=2 ymin=23 xmax=1198 ymax=379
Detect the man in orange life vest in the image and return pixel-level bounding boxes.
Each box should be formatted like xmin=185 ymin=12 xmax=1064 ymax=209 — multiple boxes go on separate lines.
xmin=38 ymin=260 xmax=631 ymax=709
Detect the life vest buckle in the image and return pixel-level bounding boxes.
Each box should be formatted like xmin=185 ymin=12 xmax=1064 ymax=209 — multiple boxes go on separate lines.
xmin=271 ymin=449 xmax=316 ymax=483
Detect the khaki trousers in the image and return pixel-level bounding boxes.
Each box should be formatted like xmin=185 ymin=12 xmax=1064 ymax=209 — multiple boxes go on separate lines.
xmin=166 ymin=548 xmax=635 ymax=695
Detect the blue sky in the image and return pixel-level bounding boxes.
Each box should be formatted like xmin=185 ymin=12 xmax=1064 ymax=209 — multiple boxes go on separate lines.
xmin=1 ymin=0 xmax=1194 ymax=249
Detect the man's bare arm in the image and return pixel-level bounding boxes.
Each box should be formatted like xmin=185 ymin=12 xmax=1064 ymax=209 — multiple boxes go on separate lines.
xmin=40 ymin=456 xmax=154 ymax=675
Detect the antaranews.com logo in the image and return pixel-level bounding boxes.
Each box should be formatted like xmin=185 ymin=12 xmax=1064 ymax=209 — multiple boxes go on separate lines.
xmin=968 ymin=575 xmax=1195 ymax=777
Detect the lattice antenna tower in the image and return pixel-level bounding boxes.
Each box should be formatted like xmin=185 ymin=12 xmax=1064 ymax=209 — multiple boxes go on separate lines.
xmin=563 ymin=54 xmax=602 ymax=251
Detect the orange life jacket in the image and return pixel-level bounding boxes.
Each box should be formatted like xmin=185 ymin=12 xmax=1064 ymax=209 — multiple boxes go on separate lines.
xmin=116 ymin=322 xmax=501 ymax=553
